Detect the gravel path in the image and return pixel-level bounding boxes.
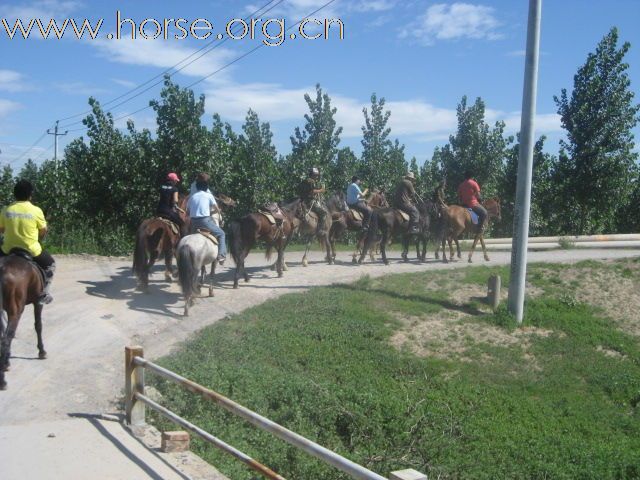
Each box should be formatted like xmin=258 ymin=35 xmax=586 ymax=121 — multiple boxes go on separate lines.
xmin=1 ymin=248 xmax=639 ymax=425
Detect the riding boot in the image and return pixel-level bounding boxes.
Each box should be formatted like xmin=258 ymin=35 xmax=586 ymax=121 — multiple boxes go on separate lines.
xmin=38 ymin=264 xmax=56 ymax=305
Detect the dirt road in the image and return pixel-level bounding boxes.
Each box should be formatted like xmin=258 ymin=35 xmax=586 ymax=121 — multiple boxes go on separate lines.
xmin=1 ymin=248 xmax=639 ymax=426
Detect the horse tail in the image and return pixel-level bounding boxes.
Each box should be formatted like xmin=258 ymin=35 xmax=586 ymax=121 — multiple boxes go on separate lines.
xmin=132 ymin=223 xmax=147 ymax=280
xmin=265 ymin=244 xmax=274 ymax=261
xmin=0 ymin=270 xmax=5 ymax=334
xmin=229 ymin=220 xmax=242 ymax=266
xmin=177 ymin=242 xmax=197 ymax=297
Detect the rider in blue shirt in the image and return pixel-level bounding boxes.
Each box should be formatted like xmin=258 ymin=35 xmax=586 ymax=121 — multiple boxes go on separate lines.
xmin=346 ymin=176 xmax=371 ymax=231
xmin=187 ymin=179 xmax=227 ymax=264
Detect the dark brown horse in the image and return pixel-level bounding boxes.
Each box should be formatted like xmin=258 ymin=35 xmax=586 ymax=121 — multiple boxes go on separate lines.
xmin=229 ymin=202 xmax=298 ymax=289
xmin=438 ymin=198 xmax=502 ymax=263
xmin=328 ymin=190 xmax=389 ymax=263
xmin=358 ymin=198 xmax=433 ymax=265
xmin=133 ymin=196 xmax=189 ymax=290
xmin=0 ymin=254 xmax=46 ymax=390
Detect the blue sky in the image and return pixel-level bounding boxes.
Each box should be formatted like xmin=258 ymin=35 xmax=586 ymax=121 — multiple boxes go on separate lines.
xmin=1 ymin=0 xmax=639 ymax=171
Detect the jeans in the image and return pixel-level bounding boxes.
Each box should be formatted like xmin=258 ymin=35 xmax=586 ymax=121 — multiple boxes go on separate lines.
xmin=470 ymin=204 xmax=488 ymax=231
xmin=190 ymin=216 xmax=227 ymax=257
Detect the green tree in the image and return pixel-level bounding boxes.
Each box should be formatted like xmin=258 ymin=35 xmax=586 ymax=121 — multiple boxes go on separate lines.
xmin=361 ymin=93 xmax=408 ymax=193
xmin=230 ymin=109 xmax=280 ymax=215
xmin=19 ymin=159 xmax=39 ymax=186
xmin=432 ymin=96 xmax=511 ymax=203
xmin=326 ymin=147 xmax=362 ymax=194
xmin=151 ymin=76 xmax=212 ymax=187
xmin=553 ymin=27 xmax=640 ymax=234
xmin=497 ymin=136 xmax=556 ymax=237
xmin=0 ymin=164 xmax=14 ymax=207
xmin=287 ymin=84 xmax=343 ymax=195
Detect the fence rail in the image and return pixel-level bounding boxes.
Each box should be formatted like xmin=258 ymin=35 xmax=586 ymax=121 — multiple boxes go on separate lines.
xmin=125 ymin=346 xmax=421 ymax=480
xmin=459 ymin=233 xmax=640 ymax=249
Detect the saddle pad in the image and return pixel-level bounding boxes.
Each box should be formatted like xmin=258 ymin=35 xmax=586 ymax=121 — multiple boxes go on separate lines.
xmin=157 ymin=217 xmax=179 ymax=235
xmin=350 ymin=209 xmax=363 ymax=222
xmin=467 ymin=208 xmax=479 ymax=225
xmin=197 ymin=229 xmax=219 ymax=245
xmin=259 ymin=211 xmax=276 ymax=225
xmin=398 ymin=210 xmax=410 ymax=222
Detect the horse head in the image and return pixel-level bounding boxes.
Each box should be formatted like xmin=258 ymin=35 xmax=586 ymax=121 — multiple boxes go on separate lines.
xmin=326 ymin=191 xmax=348 ymax=213
xmin=486 ymin=197 xmax=502 ymax=222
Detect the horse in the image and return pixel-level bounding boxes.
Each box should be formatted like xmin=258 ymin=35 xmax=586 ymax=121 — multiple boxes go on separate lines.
xmin=132 ymin=196 xmax=189 ymax=291
xmin=358 ymin=200 xmax=427 ymax=265
xmin=283 ymin=198 xmax=333 ymax=267
xmin=176 ymin=233 xmax=218 ymax=317
xmin=415 ymin=198 xmax=440 ymax=262
xmin=327 ymin=190 xmax=389 ymax=263
xmin=0 ymin=253 xmax=47 ymax=390
xmin=229 ymin=202 xmax=298 ymax=289
xmin=437 ymin=198 xmax=502 ymax=263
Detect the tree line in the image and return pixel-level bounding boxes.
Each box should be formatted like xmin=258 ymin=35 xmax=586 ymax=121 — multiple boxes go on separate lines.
xmin=1 ymin=27 xmax=638 ymax=255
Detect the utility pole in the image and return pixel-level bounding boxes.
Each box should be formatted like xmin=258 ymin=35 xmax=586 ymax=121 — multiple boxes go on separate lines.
xmin=47 ymin=120 xmax=68 ymax=171
xmin=507 ymin=0 xmax=542 ymax=324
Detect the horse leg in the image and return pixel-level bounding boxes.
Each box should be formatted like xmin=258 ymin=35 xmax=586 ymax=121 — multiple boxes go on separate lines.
xmin=323 ymin=234 xmax=332 ymax=265
xmin=456 ymin=238 xmax=462 ymax=259
xmin=401 ymin=235 xmax=409 ymax=262
xmin=302 ymin=239 xmax=311 ymax=267
xmin=381 ymin=230 xmax=389 ymax=265
xmin=184 ymin=293 xmax=190 ymax=316
xmin=276 ymin=247 xmax=284 ymax=278
xmin=164 ymin=250 xmax=173 ymax=282
xmin=468 ymin=235 xmax=480 ymax=263
xmin=34 ymin=303 xmax=46 ymax=359
xmin=480 ymin=235 xmax=490 ymax=261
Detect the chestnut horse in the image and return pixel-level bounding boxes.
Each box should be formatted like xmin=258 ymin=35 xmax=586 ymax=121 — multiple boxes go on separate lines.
xmin=133 ymin=196 xmax=189 ymax=290
xmin=327 ymin=190 xmax=389 ymax=263
xmin=229 ymin=202 xmax=298 ymax=289
xmin=438 ymin=198 xmax=502 ymax=263
xmin=0 ymin=253 xmax=46 ymax=390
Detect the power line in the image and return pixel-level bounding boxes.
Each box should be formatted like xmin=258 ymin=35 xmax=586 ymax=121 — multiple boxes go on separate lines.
xmin=65 ymin=0 xmax=338 ymax=135
xmin=8 ymin=130 xmax=49 ymax=165
xmin=58 ymin=0 xmax=285 ymax=127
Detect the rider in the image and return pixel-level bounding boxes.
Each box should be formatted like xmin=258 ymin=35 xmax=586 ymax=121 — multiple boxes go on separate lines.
xmin=190 ymin=172 xmax=212 ymax=196
xmin=458 ymin=171 xmax=487 ymax=233
xmin=432 ymin=178 xmax=448 ymax=216
xmin=157 ymin=172 xmax=186 ymax=236
xmin=298 ymin=167 xmax=329 ymax=235
xmin=0 ymin=179 xmax=55 ymax=304
xmin=346 ymin=175 xmax=371 ymax=231
xmin=187 ymin=177 xmax=226 ymax=264
xmin=393 ymin=172 xmax=420 ymax=234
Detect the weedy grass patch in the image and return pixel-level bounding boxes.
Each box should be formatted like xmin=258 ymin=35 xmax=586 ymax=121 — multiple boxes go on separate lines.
xmin=149 ymin=258 xmax=640 ymax=479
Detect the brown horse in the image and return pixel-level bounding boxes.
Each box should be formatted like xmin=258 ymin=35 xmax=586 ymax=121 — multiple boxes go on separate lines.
xmin=438 ymin=198 xmax=502 ymax=263
xmin=133 ymin=196 xmax=189 ymax=290
xmin=229 ymin=202 xmax=298 ymax=289
xmin=327 ymin=190 xmax=389 ymax=263
xmin=0 ymin=253 xmax=46 ymax=390
xmin=286 ymin=198 xmax=333 ymax=267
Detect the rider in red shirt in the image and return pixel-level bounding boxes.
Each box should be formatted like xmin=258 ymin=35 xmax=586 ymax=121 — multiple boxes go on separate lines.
xmin=458 ymin=171 xmax=487 ymax=233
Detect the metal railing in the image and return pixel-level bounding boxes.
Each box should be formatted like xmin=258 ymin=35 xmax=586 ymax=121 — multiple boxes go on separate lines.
xmin=459 ymin=233 xmax=640 ymax=250
xmin=125 ymin=346 xmax=423 ymax=480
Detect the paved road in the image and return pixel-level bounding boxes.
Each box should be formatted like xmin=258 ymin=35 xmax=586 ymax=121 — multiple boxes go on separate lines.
xmin=1 ymin=248 xmax=638 ymax=478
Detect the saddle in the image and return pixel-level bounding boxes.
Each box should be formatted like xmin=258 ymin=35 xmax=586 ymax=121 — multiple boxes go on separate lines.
xmin=196 ymin=229 xmax=219 ymax=245
xmin=156 ymin=216 xmax=179 ymax=235
xmin=259 ymin=202 xmax=285 ymax=226
xmin=7 ymin=248 xmax=46 ymax=284
xmin=349 ymin=209 xmax=363 ymax=222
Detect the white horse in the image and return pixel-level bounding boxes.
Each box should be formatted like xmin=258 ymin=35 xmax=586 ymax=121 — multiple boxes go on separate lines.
xmin=176 ymin=233 xmax=218 ymax=316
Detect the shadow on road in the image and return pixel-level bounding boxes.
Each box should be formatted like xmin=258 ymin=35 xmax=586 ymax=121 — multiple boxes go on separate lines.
xmin=67 ymin=413 xmax=189 ymax=480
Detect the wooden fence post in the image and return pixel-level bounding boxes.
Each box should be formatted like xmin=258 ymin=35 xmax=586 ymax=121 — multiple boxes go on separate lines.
xmin=125 ymin=346 xmax=145 ymax=426
xmin=487 ymin=274 xmax=502 ymax=311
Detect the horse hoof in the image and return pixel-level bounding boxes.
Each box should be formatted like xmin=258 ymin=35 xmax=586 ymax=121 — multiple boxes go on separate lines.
xmin=184 ymin=310 xmax=189 ymax=317
xmin=39 ymin=351 xmax=47 ymax=360
xmin=485 ymin=256 xmax=490 ymax=262
xmin=352 ymin=258 xmax=357 ymax=264
xmin=278 ymin=272 xmax=284 ymax=278
xmin=0 ymin=381 xmax=6 ymax=390
xmin=164 ymin=274 xmax=172 ymax=282
xmin=468 ymin=258 xmax=473 ymax=263
xmin=233 ymin=284 xmax=239 ymax=289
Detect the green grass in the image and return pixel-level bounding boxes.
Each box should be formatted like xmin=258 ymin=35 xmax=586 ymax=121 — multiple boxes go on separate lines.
xmin=148 ymin=260 xmax=640 ymax=480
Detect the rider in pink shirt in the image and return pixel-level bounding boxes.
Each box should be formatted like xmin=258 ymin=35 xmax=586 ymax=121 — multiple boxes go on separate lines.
xmin=458 ymin=171 xmax=487 ymax=232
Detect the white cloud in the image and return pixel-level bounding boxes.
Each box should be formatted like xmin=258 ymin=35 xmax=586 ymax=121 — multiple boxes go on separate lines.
xmin=0 ymin=0 xmax=82 ymax=20
xmin=91 ymin=39 xmax=236 ymax=80
xmin=0 ymin=99 xmax=22 ymax=118
xmin=244 ymin=0 xmax=394 ymax=20
xmin=0 ymin=70 xmax=33 ymax=92
xmin=400 ymin=3 xmax=502 ymax=46
xmin=350 ymin=1 xmax=396 ymax=13
xmin=111 ymin=78 xmax=137 ymax=88
xmin=54 ymin=81 xmax=109 ymax=96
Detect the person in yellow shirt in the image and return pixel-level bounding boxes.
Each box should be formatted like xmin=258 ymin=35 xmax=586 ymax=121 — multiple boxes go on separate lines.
xmin=0 ymin=179 xmax=55 ymax=304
